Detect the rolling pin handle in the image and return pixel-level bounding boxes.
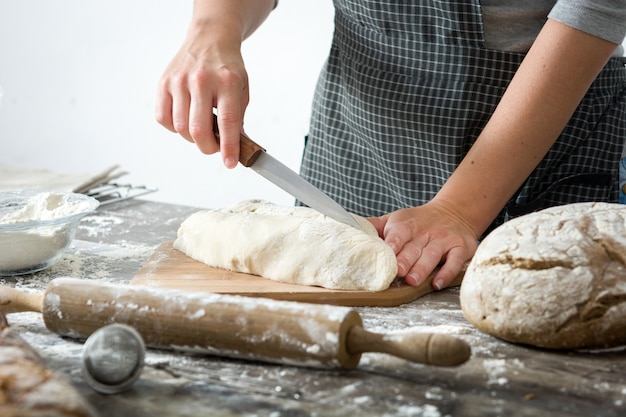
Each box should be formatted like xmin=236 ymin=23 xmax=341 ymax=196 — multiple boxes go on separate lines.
xmin=346 ymin=326 xmax=471 ymax=367
xmin=0 ymin=286 xmax=44 ymax=314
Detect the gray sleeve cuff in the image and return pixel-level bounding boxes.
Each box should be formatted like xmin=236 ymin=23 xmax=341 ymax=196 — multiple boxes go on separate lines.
xmin=549 ymin=0 xmax=626 ymax=45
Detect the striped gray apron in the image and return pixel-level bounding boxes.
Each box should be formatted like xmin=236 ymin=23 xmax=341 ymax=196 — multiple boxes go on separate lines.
xmin=299 ymin=0 xmax=626 ymax=234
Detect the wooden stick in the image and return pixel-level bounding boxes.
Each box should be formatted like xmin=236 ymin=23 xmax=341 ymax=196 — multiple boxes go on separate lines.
xmin=1 ymin=278 xmax=471 ymax=369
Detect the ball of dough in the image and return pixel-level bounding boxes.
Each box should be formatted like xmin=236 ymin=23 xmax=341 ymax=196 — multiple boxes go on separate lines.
xmin=460 ymin=202 xmax=626 ymax=350
xmin=174 ymin=200 xmax=398 ymax=291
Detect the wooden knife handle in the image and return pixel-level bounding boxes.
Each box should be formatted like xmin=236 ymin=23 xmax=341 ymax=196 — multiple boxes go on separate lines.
xmin=212 ymin=113 xmax=265 ymax=167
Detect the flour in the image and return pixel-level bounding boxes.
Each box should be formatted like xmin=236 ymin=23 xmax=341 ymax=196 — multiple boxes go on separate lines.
xmin=0 ymin=226 xmax=70 ymax=273
xmin=0 ymin=192 xmax=93 ymax=224
xmin=78 ymin=214 xmax=124 ymax=238
xmin=483 ymin=359 xmax=509 ymax=386
xmin=0 ymin=192 xmax=98 ymax=274
xmin=388 ymin=404 xmax=442 ymax=417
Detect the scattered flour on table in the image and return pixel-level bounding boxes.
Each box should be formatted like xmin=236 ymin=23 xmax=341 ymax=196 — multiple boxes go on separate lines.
xmin=339 ymin=382 xmax=443 ymax=417
xmin=385 ymin=404 xmax=442 ymax=417
xmin=353 ymin=396 xmax=372 ymax=405
xmin=483 ymin=359 xmax=508 ymax=386
xmin=2 ymin=240 xmax=156 ymax=291
xmin=424 ymin=387 xmax=446 ymax=401
xmin=78 ymin=214 xmax=125 ymax=237
xmin=54 ymin=240 xmax=155 ymax=279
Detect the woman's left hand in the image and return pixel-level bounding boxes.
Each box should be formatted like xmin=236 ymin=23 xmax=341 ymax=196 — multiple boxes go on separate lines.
xmin=368 ymin=200 xmax=479 ymax=290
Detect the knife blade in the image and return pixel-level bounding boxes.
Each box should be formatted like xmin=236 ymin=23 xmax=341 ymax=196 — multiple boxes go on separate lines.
xmin=212 ymin=114 xmax=362 ymax=230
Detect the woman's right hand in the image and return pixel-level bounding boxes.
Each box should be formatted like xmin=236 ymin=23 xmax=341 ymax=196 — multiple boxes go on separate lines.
xmin=155 ymin=26 xmax=249 ymax=168
xmin=155 ymin=0 xmax=275 ymax=169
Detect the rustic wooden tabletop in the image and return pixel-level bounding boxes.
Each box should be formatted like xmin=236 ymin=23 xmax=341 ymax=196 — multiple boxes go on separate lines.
xmin=2 ymin=199 xmax=625 ymax=417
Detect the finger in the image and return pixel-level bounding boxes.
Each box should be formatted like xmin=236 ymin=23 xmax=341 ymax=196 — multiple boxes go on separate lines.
xmin=404 ymin=244 xmax=445 ymax=288
xmin=381 ymin=218 xmax=415 ymax=255
xmin=154 ymin=83 xmax=177 ymax=134
xmin=188 ymin=76 xmax=219 ymax=154
xmin=431 ymin=247 xmax=467 ymax=290
xmin=215 ymin=107 xmax=242 ymax=168
xmin=215 ymin=85 xmax=246 ymax=169
xmin=366 ymin=216 xmax=387 ymax=239
xmin=170 ymin=80 xmax=193 ymax=142
xmin=394 ymin=241 xmax=423 ymax=278
xmin=380 ymin=219 xmax=423 ymax=279
xmin=214 ymin=68 xmax=248 ymax=168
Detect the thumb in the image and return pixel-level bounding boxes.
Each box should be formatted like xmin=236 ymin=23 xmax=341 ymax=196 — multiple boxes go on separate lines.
xmin=366 ymin=215 xmax=388 ymax=239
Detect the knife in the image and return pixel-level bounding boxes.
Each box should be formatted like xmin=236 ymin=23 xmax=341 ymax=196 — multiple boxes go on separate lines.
xmin=212 ymin=114 xmax=362 ymax=230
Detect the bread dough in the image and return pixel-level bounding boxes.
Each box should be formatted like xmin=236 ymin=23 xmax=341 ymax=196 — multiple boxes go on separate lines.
xmin=460 ymin=202 xmax=626 ymax=350
xmin=173 ymin=200 xmax=398 ymax=291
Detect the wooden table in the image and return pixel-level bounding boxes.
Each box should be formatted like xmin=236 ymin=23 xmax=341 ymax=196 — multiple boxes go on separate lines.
xmin=2 ymin=199 xmax=624 ymax=417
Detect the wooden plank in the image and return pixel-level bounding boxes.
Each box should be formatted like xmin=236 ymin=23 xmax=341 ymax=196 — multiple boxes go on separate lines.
xmin=130 ymin=241 xmax=464 ymax=307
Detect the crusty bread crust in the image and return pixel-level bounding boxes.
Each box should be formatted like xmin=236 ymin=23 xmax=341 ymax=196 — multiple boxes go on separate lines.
xmin=460 ymin=202 xmax=626 ymax=350
xmin=0 ymin=312 xmax=96 ymax=417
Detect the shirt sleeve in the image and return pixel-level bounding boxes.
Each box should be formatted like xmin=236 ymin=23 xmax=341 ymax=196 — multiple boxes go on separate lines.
xmin=548 ymin=0 xmax=626 ymax=45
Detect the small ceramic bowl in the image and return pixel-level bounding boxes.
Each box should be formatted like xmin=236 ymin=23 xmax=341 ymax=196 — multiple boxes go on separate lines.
xmin=0 ymin=191 xmax=99 ymax=276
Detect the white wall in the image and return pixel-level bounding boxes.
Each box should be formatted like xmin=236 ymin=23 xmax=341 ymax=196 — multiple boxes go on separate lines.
xmin=0 ymin=1 xmax=335 ymax=208
xmin=1 ymin=3 xmax=625 ymax=209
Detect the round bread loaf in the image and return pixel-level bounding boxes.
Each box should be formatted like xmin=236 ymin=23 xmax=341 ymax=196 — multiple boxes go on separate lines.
xmin=460 ymin=202 xmax=626 ymax=350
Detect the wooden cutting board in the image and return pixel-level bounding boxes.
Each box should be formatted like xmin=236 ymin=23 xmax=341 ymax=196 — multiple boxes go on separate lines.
xmin=130 ymin=242 xmax=464 ymax=307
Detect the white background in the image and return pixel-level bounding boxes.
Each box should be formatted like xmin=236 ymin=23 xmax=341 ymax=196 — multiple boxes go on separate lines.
xmin=0 ymin=0 xmax=334 ymax=208
xmin=1 ymin=2 xmax=624 ymax=209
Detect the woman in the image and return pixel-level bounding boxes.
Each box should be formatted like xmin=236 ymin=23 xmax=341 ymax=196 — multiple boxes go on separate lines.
xmin=156 ymin=1 xmax=626 ymax=291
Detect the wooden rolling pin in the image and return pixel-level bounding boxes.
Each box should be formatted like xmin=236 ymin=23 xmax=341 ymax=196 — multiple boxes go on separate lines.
xmin=0 ymin=278 xmax=471 ymax=369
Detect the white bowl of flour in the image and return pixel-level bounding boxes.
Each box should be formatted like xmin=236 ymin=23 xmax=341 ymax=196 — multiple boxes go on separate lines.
xmin=0 ymin=191 xmax=99 ymax=276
